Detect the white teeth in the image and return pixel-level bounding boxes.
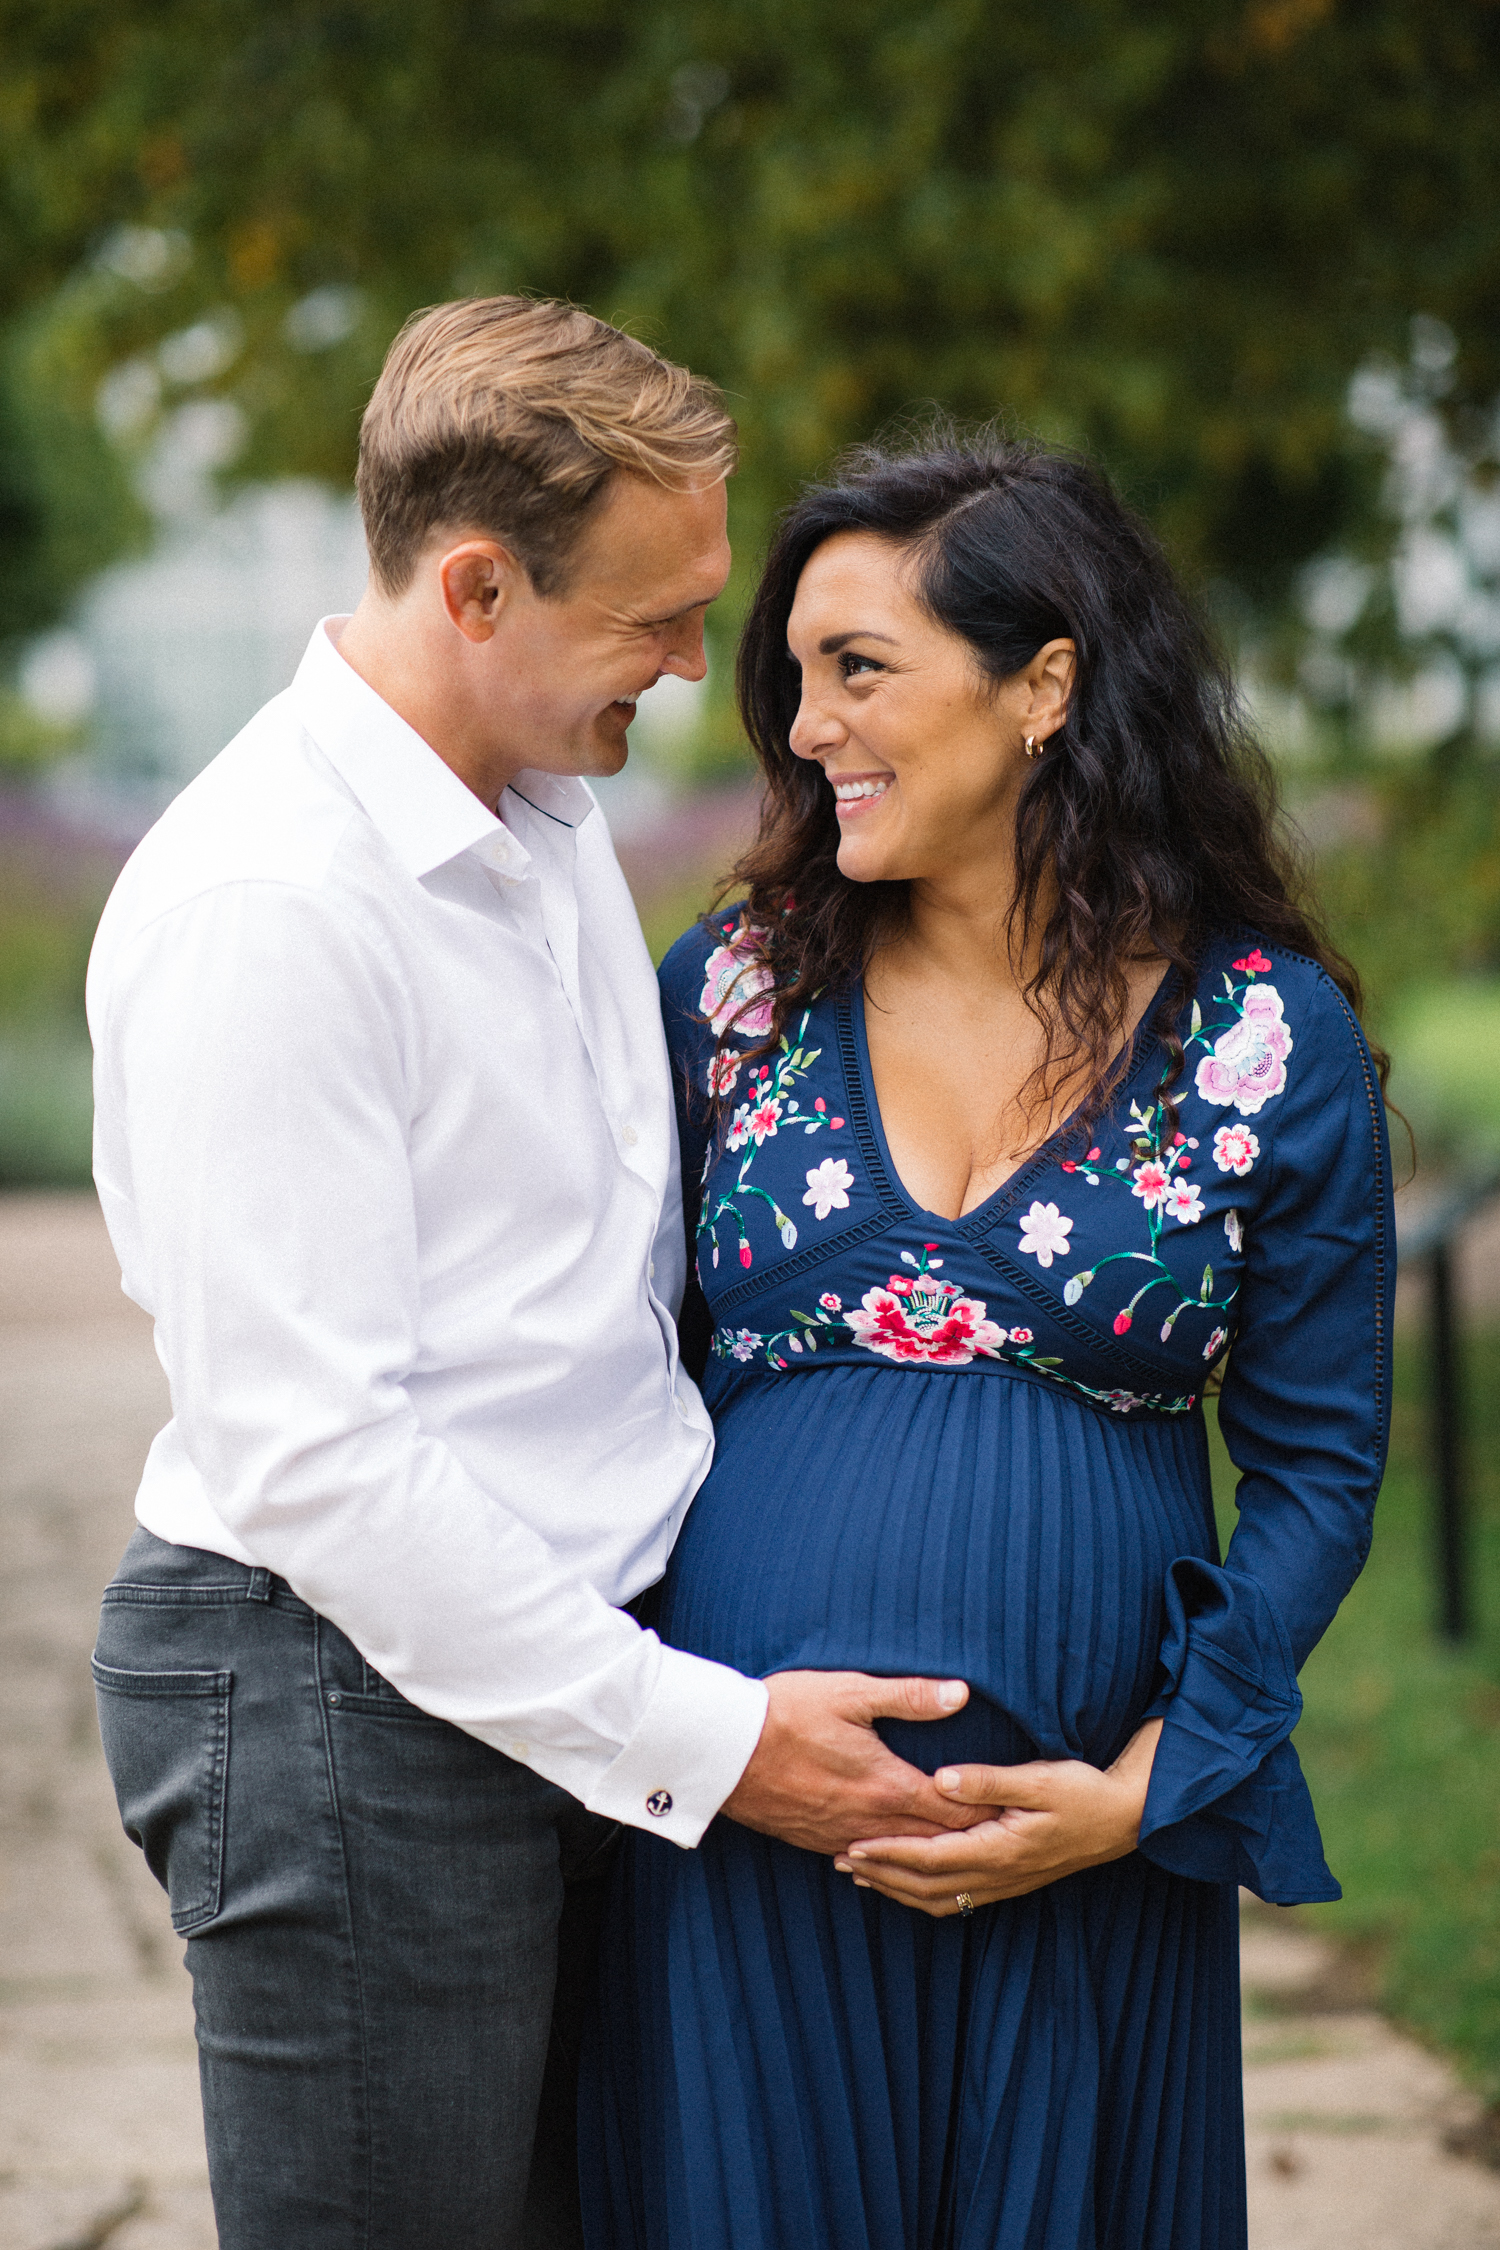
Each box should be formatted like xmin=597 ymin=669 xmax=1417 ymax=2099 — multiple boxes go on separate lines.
xmin=833 ymin=778 xmax=890 ymax=801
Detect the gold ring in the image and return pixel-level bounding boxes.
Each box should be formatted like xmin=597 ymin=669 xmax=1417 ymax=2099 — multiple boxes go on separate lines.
xmin=955 ymin=1892 xmax=974 ymax=1917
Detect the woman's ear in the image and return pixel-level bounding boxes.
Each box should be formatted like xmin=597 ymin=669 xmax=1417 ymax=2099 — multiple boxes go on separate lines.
xmin=1026 ymin=638 xmax=1076 ymax=743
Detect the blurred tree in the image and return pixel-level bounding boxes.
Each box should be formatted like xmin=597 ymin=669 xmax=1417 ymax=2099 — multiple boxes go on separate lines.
xmin=1 ymin=0 xmax=1497 ymax=656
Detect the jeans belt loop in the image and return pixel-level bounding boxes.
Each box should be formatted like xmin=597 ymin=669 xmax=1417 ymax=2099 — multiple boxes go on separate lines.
xmin=246 ymin=1568 xmax=274 ymax=1603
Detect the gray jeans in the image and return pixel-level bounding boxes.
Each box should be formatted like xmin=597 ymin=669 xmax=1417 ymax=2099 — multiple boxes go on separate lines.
xmin=92 ymin=1529 xmax=618 ymax=2249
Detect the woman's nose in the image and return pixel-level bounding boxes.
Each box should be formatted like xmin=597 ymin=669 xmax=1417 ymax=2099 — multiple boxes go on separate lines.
xmin=788 ymin=694 xmax=842 ymax=761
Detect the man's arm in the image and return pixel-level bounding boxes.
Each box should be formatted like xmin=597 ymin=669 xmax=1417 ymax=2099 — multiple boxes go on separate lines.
xmin=96 ymin=881 xmax=973 ymax=1852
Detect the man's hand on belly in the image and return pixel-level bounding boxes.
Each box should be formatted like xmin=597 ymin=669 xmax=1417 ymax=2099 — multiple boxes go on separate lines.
xmin=721 ymin=1670 xmax=985 ymax=1855
xmin=830 ymin=1717 xmax=1165 ymax=1913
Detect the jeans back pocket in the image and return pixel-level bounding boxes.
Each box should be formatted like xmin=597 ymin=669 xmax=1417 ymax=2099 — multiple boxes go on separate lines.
xmin=91 ymin=1657 xmax=232 ymax=1934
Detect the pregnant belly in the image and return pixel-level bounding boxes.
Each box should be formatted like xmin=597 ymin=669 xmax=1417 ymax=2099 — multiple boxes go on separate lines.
xmin=664 ymin=1362 xmax=1218 ymax=1772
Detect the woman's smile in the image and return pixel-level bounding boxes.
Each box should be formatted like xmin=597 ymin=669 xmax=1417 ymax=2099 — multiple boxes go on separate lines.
xmin=830 ymin=771 xmax=894 ymax=818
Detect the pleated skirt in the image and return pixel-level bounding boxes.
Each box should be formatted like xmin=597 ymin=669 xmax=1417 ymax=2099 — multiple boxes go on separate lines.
xmin=581 ymin=1362 xmax=1248 ymax=2249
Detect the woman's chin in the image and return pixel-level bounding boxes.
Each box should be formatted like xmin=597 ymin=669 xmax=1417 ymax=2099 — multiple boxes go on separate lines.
xmin=835 ymin=828 xmax=909 ymax=886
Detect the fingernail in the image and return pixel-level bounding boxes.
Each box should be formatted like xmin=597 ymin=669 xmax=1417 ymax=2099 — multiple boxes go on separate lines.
xmin=853 ymin=1877 xmax=871 ymax=1889
xmin=848 ymin=1848 xmax=867 ymax=1861
xmin=938 ymin=1681 xmax=966 ymax=1711
xmin=937 ymin=1767 xmax=962 ymax=1792
xmin=834 ymin=1858 xmax=852 ymax=1873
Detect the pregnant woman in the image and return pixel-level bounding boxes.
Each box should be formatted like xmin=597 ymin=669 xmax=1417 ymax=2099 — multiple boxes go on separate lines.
xmin=581 ymin=433 xmax=1393 ymax=2249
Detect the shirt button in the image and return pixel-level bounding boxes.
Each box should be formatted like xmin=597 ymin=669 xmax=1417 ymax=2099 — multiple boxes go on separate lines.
xmin=508 ymin=1741 xmax=529 ymax=1763
xmin=622 ymin=1123 xmax=639 ymax=1147
xmin=645 ymin=1789 xmax=673 ymax=1818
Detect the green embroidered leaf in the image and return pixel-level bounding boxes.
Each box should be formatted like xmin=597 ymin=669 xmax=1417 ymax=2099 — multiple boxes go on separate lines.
xmin=1201 ymin=1264 xmax=1213 ymax=1300
xmin=1190 ymin=999 xmax=1202 ymax=1037
xmin=805 ymin=1330 xmax=818 ymax=1350
xmin=791 ymin=1309 xmax=818 ymax=1326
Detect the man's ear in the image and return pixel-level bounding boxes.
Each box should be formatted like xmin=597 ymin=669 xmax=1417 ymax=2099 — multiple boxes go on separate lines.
xmin=437 ymin=538 xmax=527 ymax=643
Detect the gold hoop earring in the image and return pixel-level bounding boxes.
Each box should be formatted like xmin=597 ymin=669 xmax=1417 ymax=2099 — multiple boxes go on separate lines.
xmin=1024 ymin=734 xmax=1043 ymax=760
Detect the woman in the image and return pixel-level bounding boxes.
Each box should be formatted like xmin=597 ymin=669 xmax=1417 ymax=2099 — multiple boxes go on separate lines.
xmin=581 ymin=434 xmax=1393 ymax=2248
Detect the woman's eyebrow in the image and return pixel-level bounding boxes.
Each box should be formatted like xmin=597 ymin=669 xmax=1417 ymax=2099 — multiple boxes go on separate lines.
xmin=817 ymin=630 xmax=898 ymax=655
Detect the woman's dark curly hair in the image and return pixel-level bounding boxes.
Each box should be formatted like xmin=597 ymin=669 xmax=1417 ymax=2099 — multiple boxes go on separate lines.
xmin=722 ymin=427 xmax=1382 ymax=1139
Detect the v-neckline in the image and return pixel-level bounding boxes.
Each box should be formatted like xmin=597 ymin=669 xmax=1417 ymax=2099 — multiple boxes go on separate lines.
xmin=845 ymin=964 xmax=1176 ymax=1232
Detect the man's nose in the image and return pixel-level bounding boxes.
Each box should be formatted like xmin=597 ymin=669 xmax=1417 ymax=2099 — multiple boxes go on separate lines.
xmin=662 ymin=618 xmax=709 ymax=682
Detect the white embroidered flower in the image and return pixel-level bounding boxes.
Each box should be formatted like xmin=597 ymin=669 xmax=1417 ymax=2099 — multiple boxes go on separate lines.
xmin=1163 ymin=1178 xmax=1204 ymax=1225
xmin=802 ymin=1157 xmax=854 ymax=1221
xmin=706 ymin=1050 xmax=742 ymax=1098
xmin=1212 ymin=1122 xmax=1259 ymax=1175
xmin=1018 ymin=1200 xmax=1073 ymax=1267
xmin=1224 ymin=1208 xmax=1243 ymax=1253
xmin=722 ymin=1328 xmax=763 ymax=1362
xmin=1203 ymin=1325 xmax=1228 ymax=1360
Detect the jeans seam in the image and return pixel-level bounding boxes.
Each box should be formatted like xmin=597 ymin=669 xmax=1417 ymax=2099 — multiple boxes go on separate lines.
xmin=314 ymin=1610 xmax=375 ymax=2248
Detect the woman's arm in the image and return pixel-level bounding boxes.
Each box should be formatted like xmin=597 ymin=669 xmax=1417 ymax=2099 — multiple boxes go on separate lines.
xmin=839 ymin=966 xmax=1395 ymax=1915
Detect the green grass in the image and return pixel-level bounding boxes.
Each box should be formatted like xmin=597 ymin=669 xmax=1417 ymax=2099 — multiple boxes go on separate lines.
xmin=1207 ymin=1330 xmax=1500 ymax=2101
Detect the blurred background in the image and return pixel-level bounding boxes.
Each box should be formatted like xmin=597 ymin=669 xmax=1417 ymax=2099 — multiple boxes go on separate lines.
xmin=2 ymin=1 xmax=1500 ymax=2239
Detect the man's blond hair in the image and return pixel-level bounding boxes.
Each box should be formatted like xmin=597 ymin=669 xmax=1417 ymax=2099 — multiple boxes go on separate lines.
xmin=357 ymin=296 xmax=737 ymax=598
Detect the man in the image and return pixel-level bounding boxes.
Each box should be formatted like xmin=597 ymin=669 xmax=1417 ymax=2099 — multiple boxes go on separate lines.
xmin=87 ymin=297 xmax=969 ymax=2248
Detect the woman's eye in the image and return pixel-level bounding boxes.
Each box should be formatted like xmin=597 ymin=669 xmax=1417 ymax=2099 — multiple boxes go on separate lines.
xmin=839 ymin=653 xmax=882 ymax=679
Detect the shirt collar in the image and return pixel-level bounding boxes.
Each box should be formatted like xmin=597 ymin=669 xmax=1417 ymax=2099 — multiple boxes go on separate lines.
xmin=504 ymin=770 xmax=597 ymax=832
xmin=289 ymin=618 xmax=525 ymax=880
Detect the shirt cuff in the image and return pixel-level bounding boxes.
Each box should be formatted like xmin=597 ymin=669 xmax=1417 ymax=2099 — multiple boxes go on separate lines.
xmin=582 ymin=1641 xmax=769 ymax=1848
xmin=1136 ymin=1556 xmax=1340 ymax=1905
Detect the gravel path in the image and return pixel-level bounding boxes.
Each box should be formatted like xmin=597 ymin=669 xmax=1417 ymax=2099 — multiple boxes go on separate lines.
xmin=3 ymin=1190 xmax=1498 ymax=2250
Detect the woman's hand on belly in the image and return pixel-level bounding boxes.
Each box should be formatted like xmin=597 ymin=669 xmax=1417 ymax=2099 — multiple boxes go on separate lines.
xmin=832 ymin=1718 xmax=1163 ymax=1915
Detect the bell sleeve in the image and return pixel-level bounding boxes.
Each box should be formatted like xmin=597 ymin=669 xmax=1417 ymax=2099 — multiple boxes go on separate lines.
xmin=1136 ymin=970 xmax=1396 ymax=1904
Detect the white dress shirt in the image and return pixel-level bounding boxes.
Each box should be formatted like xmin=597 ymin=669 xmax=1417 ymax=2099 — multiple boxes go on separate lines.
xmin=87 ymin=617 xmax=768 ymax=1846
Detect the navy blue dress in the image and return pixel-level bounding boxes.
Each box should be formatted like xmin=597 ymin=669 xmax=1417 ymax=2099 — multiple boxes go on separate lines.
xmin=580 ymin=920 xmax=1394 ymax=2250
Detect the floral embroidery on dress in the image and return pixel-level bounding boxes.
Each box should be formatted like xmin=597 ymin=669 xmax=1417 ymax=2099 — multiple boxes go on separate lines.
xmin=697 ymin=1010 xmax=847 ymax=1271
xmin=1058 ymin=1100 xmax=1237 ymax=1349
xmin=699 ymin=918 xmax=775 ymax=1042
xmin=843 ymin=1247 xmax=1006 ymax=1367
xmin=803 ymin=1158 xmax=854 ymax=1219
xmin=1212 ymin=1123 xmax=1259 ymax=1175
xmin=710 ymin=1244 xmax=1196 ymax=1412
xmin=1018 ymin=1201 xmax=1072 ymax=1266
xmin=1190 ymin=956 xmax=1293 ymax=1117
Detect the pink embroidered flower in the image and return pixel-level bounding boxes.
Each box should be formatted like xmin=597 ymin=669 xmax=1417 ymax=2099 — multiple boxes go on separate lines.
xmin=1113 ymin=1310 xmax=1133 ymax=1335
xmin=845 ymin=1275 xmax=1005 ymax=1366
xmin=1193 ymin=985 xmax=1292 ymax=1116
xmin=1203 ymin=1325 xmax=1228 ymax=1360
xmin=1131 ymin=1160 xmax=1171 ymax=1210
xmin=1101 ymin=1389 xmax=1142 ymax=1413
xmin=745 ymin=1097 xmax=782 ymax=1146
xmin=699 ymin=924 xmax=776 ymax=1040
xmin=819 ymin=1292 xmax=842 ymax=1312
xmin=1233 ymin=949 xmax=1272 ymax=975
xmin=1008 ymin=1326 xmax=1034 ymax=1344
xmin=802 ymin=1157 xmax=854 ymax=1219
xmin=706 ymin=1050 xmax=742 ymax=1098
xmin=1018 ymin=1201 xmax=1073 ymax=1267
xmin=1212 ymin=1123 xmax=1259 ymax=1176
xmin=1162 ymin=1178 xmax=1204 ymax=1225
